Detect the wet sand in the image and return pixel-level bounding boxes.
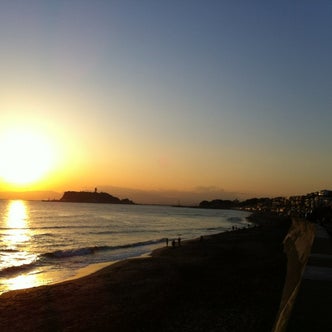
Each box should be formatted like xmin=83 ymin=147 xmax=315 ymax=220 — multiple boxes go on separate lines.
xmin=0 ymin=213 xmax=290 ymax=332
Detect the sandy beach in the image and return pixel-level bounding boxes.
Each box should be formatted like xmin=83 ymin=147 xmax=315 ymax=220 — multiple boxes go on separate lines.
xmin=0 ymin=213 xmax=290 ymax=332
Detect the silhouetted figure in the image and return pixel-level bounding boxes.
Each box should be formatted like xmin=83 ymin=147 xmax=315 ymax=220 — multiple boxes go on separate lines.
xmin=172 ymin=239 xmax=176 ymax=247
xmin=178 ymin=237 xmax=181 ymax=246
xmin=200 ymin=235 xmax=203 ymax=242
xmin=166 ymin=238 xmax=169 ymax=246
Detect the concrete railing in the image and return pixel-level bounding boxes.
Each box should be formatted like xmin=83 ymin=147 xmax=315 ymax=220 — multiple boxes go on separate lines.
xmin=272 ymin=218 xmax=315 ymax=332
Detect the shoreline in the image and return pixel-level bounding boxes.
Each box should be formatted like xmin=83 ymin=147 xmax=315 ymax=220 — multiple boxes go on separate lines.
xmin=60 ymin=261 xmax=116 ymax=283
xmin=0 ymin=250 xmax=159 ymax=296
xmin=60 ymin=249 xmax=161 ymax=284
xmin=62 ymin=220 xmax=256 ymax=286
xmin=61 ymin=212 xmax=256 ymax=286
xmin=0 ymin=213 xmax=290 ymax=331
xmin=0 ymin=214 xmax=251 ymax=296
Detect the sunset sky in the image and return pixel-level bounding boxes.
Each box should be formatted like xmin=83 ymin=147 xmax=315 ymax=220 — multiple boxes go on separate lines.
xmin=0 ymin=1 xmax=331 ymax=203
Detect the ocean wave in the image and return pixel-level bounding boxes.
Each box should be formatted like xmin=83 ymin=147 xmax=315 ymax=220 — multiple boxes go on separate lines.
xmin=227 ymin=217 xmax=243 ymax=222
xmin=42 ymin=239 xmax=165 ymax=259
xmin=90 ymin=231 xmax=120 ymax=235
xmin=0 ymin=262 xmax=37 ymax=277
xmin=1 ymin=249 xmax=20 ymax=253
xmin=89 ymin=229 xmax=143 ymax=235
xmin=0 ymin=227 xmax=28 ymax=231
xmin=30 ymin=225 xmax=98 ymax=230
xmin=42 ymin=246 xmax=109 ymax=258
xmin=32 ymin=233 xmax=55 ymax=238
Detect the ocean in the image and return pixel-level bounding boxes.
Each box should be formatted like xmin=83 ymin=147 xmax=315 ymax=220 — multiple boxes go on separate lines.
xmin=0 ymin=200 xmax=250 ymax=295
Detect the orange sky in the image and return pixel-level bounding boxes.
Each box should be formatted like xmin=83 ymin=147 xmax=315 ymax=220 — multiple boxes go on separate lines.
xmin=0 ymin=2 xmax=331 ymax=204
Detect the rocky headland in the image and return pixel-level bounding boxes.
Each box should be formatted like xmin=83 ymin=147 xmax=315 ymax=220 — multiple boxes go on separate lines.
xmin=59 ymin=191 xmax=134 ymax=204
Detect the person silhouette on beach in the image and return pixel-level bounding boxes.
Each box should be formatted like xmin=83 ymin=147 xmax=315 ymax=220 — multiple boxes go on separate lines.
xmin=172 ymin=239 xmax=176 ymax=247
xmin=166 ymin=238 xmax=169 ymax=246
xmin=178 ymin=237 xmax=181 ymax=246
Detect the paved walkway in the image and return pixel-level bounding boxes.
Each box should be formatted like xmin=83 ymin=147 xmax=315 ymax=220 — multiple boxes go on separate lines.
xmin=287 ymin=225 xmax=332 ymax=331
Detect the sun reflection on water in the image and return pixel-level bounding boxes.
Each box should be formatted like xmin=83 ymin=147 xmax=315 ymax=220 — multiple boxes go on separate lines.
xmin=6 ymin=200 xmax=28 ymax=227
xmin=0 ymin=200 xmax=42 ymax=293
xmin=3 ymin=272 xmax=44 ymax=292
xmin=5 ymin=200 xmax=30 ymax=245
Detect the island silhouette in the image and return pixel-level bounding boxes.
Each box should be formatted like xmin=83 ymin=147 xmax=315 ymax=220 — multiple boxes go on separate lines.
xmin=59 ymin=190 xmax=134 ymax=204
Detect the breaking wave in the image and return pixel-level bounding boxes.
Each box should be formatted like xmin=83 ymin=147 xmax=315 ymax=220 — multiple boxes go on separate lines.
xmin=0 ymin=262 xmax=37 ymax=277
xmin=42 ymin=239 xmax=165 ymax=259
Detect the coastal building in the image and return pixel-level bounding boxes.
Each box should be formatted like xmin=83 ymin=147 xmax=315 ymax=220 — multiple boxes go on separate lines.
xmin=237 ymin=190 xmax=332 ymax=221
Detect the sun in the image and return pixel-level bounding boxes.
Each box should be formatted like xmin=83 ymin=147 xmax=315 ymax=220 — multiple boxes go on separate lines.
xmin=0 ymin=127 xmax=56 ymax=186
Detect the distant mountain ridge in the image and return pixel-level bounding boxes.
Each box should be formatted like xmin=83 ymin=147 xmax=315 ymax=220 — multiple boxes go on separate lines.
xmin=60 ymin=191 xmax=134 ymax=204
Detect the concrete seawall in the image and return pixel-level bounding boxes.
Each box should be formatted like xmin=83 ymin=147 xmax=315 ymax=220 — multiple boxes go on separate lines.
xmin=286 ymin=223 xmax=332 ymax=331
xmin=272 ymin=219 xmax=315 ymax=332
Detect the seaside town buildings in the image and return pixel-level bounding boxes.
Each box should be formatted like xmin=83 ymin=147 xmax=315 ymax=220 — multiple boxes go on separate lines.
xmin=238 ymin=190 xmax=332 ymax=224
xmin=200 ymin=190 xmax=332 ymax=224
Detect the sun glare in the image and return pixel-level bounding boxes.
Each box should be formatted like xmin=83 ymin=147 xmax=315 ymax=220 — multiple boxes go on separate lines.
xmin=5 ymin=200 xmax=30 ymax=245
xmin=0 ymin=128 xmax=56 ymax=185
